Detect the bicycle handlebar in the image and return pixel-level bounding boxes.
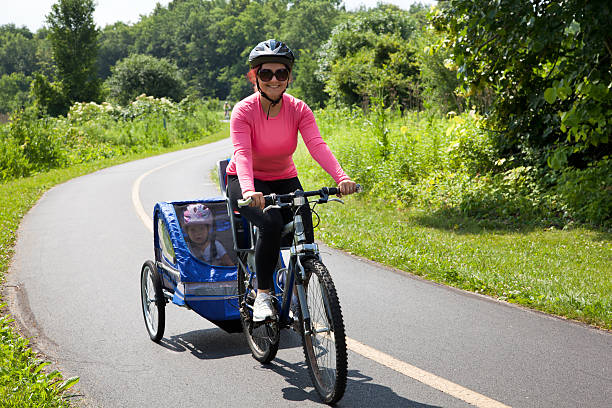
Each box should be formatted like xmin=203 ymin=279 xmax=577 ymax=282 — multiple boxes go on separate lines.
xmin=237 ymin=184 xmax=363 ymax=208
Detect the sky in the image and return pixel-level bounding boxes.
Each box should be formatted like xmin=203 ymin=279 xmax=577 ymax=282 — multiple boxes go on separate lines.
xmin=1 ymin=0 xmax=436 ymax=32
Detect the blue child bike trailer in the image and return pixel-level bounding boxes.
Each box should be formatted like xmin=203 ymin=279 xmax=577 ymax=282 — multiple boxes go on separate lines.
xmin=153 ymin=198 xmax=241 ymax=332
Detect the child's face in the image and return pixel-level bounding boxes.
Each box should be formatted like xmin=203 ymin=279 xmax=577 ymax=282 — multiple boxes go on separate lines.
xmin=186 ymin=224 xmax=210 ymax=244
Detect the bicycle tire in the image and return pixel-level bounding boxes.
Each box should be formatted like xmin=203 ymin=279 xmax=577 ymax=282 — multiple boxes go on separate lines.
xmin=140 ymin=261 xmax=165 ymax=343
xmin=298 ymin=258 xmax=347 ymax=404
xmin=237 ymin=253 xmax=280 ymax=363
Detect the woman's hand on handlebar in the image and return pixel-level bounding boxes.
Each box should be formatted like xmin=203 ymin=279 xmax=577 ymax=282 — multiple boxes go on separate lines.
xmin=337 ymin=179 xmax=357 ymax=197
xmin=243 ymin=191 xmax=265 ymax=209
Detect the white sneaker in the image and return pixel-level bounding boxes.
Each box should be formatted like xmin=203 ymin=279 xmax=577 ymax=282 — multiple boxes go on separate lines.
xmin=253 ymin=292 xmax=275 ymax=322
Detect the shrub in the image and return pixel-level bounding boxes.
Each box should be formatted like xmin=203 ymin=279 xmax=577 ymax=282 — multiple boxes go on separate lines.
xmin=298 ymin=106 xmax=609 ymax=229
xmin=106 ymin=54 xmax=186 ymax=105
xmin=0 ymin=73 xmax=32 ymax=114
xmin=0 ymin=96 xmax=220 ymax=182
xmin=30 ymin=74 xmax=70 ymax=117
xmin=556 ymin=159 xmax=612 ymax=228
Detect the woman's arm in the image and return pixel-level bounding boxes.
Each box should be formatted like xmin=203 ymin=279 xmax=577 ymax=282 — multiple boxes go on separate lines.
xmin=230 ymin=106 xmax=256 ymax=195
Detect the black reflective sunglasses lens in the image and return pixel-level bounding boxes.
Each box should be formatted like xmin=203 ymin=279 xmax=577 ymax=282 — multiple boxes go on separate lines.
xmin=258 ymin=68 xmax=289 ymax=82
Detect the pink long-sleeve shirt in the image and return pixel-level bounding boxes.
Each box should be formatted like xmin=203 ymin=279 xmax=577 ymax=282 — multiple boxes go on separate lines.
xmin=226 ymin=92 xmax=349 ymax=195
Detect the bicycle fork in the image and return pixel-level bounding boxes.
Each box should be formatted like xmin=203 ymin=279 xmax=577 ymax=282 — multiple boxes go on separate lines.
xmin=293 ymin=256 xmax=312 ymax=335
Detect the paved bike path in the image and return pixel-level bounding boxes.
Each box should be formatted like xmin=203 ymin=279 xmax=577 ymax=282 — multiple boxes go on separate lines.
xmin=6 ymin=138 xmax=611 ymax=407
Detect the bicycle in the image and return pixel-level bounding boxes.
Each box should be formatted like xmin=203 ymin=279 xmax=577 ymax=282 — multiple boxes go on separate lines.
xmin=227 ymin=182 xmax=360 ymax=404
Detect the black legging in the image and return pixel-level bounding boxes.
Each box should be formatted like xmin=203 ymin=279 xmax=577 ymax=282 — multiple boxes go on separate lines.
xmin=227 ymin=175 xmax=314 ymax=290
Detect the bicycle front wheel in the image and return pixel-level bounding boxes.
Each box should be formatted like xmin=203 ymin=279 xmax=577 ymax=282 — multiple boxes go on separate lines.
xmin=237 ymin=253 xmax=280 ymax=363
xmin=298 ymin=258 xmax=347 ymax=404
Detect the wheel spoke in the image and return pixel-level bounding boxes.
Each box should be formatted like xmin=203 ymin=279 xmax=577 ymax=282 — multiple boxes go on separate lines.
xmin=306 ymin=273 xmax=337 ymax=390
xmin=299 ymin=259 xmax=346 ymax=403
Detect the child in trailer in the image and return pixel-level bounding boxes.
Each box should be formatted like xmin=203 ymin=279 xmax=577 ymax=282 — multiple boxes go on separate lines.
xmin=183 ymin=204 xmax=234 ymax=266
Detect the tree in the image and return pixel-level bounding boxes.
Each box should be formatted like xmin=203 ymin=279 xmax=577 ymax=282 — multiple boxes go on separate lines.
xmin=433 ymin=0 xmax=612 ymax=169
xmin=97 ymin=22 xmax=135 ymax=79
xmin=30 ymin=73 xmax=69 ymax=116
xmin=0 ymin=73 xmax=32 ymax=113
xmin=46 ymin=0 xmax=101 ymax=105
xmin=280 ymin=0 xmax=343 ymax=107
xmin=415 ymin=29 xmax=464 ymax=113
xmin=106 ymin=54 xmax=186 ymax=105
xmin=0 ymin=25 xmax=38 ymax=76
xmin=319 ymin=5 xmax=420 ymax=109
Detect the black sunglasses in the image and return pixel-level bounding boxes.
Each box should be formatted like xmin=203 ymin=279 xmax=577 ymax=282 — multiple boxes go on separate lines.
xmin=258 ymin=68 xmax=290 ymax=82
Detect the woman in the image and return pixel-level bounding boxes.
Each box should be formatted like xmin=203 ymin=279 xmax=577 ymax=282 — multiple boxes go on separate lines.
xmin=226 ymin=39 xmax=357 ymax=322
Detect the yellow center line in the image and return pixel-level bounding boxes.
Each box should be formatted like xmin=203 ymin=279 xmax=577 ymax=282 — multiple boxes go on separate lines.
xmin=346 ymin=338 xmax=511 ymax=408
xmin=131 ymin=146 xmax=230 ymax=233
xmin=131 ymin=150 xmax=512 ymax=408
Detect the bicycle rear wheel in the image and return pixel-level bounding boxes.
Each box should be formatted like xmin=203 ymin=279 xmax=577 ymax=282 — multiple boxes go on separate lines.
xmin=298 ymin=258 xmax=347 ymax=404
xmin=237 ymin=253 xmax=280 ymax=363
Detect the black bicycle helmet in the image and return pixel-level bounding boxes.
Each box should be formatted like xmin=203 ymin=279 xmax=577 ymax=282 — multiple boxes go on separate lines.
xmin=248 ymin=39 xmax=295 ymax=69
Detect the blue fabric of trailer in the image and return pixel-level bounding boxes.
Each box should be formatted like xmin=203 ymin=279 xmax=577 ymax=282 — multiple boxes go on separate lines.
xmin=153 ymin=198 xmax=239 ymax=321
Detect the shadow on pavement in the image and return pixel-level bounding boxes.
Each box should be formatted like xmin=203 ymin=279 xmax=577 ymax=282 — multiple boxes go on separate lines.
xmin=159 ymin=328 xmax=441 ymax=406
xmin=269 ymin=357 xmax=442 ymax=407
xmin=157 ymin=327 xmax=301 ymax=360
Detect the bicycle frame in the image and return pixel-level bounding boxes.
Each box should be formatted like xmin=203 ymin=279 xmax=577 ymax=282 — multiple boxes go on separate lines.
xmin=236 ymin=193 xmax=321 ymax=332
xmin=232 ymin=186 xmax=351 ymax=325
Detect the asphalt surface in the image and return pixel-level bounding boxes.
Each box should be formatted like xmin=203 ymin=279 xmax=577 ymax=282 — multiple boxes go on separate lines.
xmin=5 ymin=138 xmax=611 ymax=407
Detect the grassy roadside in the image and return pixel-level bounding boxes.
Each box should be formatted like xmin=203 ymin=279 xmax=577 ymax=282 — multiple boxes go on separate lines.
xmin=298 ymin=178 xmax=612 ymax=330
xmin=293 ymin=108 xmax=611 ymax=330
xmin=0 ymin=123 xmax=229 ymax=406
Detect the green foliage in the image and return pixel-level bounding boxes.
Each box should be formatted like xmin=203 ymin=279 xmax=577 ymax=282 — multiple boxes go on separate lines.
xmin=0 ymin=96 xmax=220 ymax=181
xmin=415 ymin=29 xmax=464 ymax=113
xmin=432 ymin=0 xmax=612 ymax=169
xmin=106 ymin=54 xmax=186 ymax=105
xmin=97 ymin=22 xmax=134 ymax=79
xmin=90 ymin=0 xmax=345 ymax=103
xmin=294 ymin=107 xmax=611 ymax=328
xmin=290 ymin=49 xmax=328 ymax=108
xmin=0 ymin=313 xmax=77 ymax=407
xmin=555 ymin=159 xmax=612 ymax=227
xmin=30 ymin=73 xmax=69 ymax=116
xmin=1 ymin=108 xmax=67 ymax=178
xmin=281 ymin=0 xmax=343 ymax=107
xmin=0 ymin=25 xmax=38 ymax=77
xmin=298 ymin=105 xmax=609 ymax=229
xmin=0 ymin=73 xmax=32 ymax=113
xmin=319 ymin=4 xmax=421 ymax=109
xmin=46 ymin=0 xmax=101 ymax=107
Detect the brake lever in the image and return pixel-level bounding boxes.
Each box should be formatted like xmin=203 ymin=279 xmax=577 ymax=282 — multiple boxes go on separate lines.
xmin=329 ymin=198 xmax=344 ymax=204
xmin=263 ymin=204 xmax=282 ymax=213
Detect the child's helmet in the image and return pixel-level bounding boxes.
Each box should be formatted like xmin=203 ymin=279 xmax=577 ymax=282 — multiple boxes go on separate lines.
xmin=183 ymin=204 xmax=213 ymax=225
xmin=248 ymin=39 xmax=295 ymax=69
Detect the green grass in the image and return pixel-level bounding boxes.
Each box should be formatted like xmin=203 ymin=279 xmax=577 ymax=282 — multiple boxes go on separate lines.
xmin=0 ymin=123 xmax=229 ymax=406
xmin=306 ymin=198 xmax=611 ymax=329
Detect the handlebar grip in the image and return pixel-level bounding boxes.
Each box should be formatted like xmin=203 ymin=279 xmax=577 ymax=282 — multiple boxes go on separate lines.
xmin=328 ymin=183 xmax=363 ymax=195
xmin=327 ymin=187 xmax=339 ymax=195
xmin=238 ymin=195 xmax=278 ymax=208
xmin=237 ymin=197 xmax=251 ymax=207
